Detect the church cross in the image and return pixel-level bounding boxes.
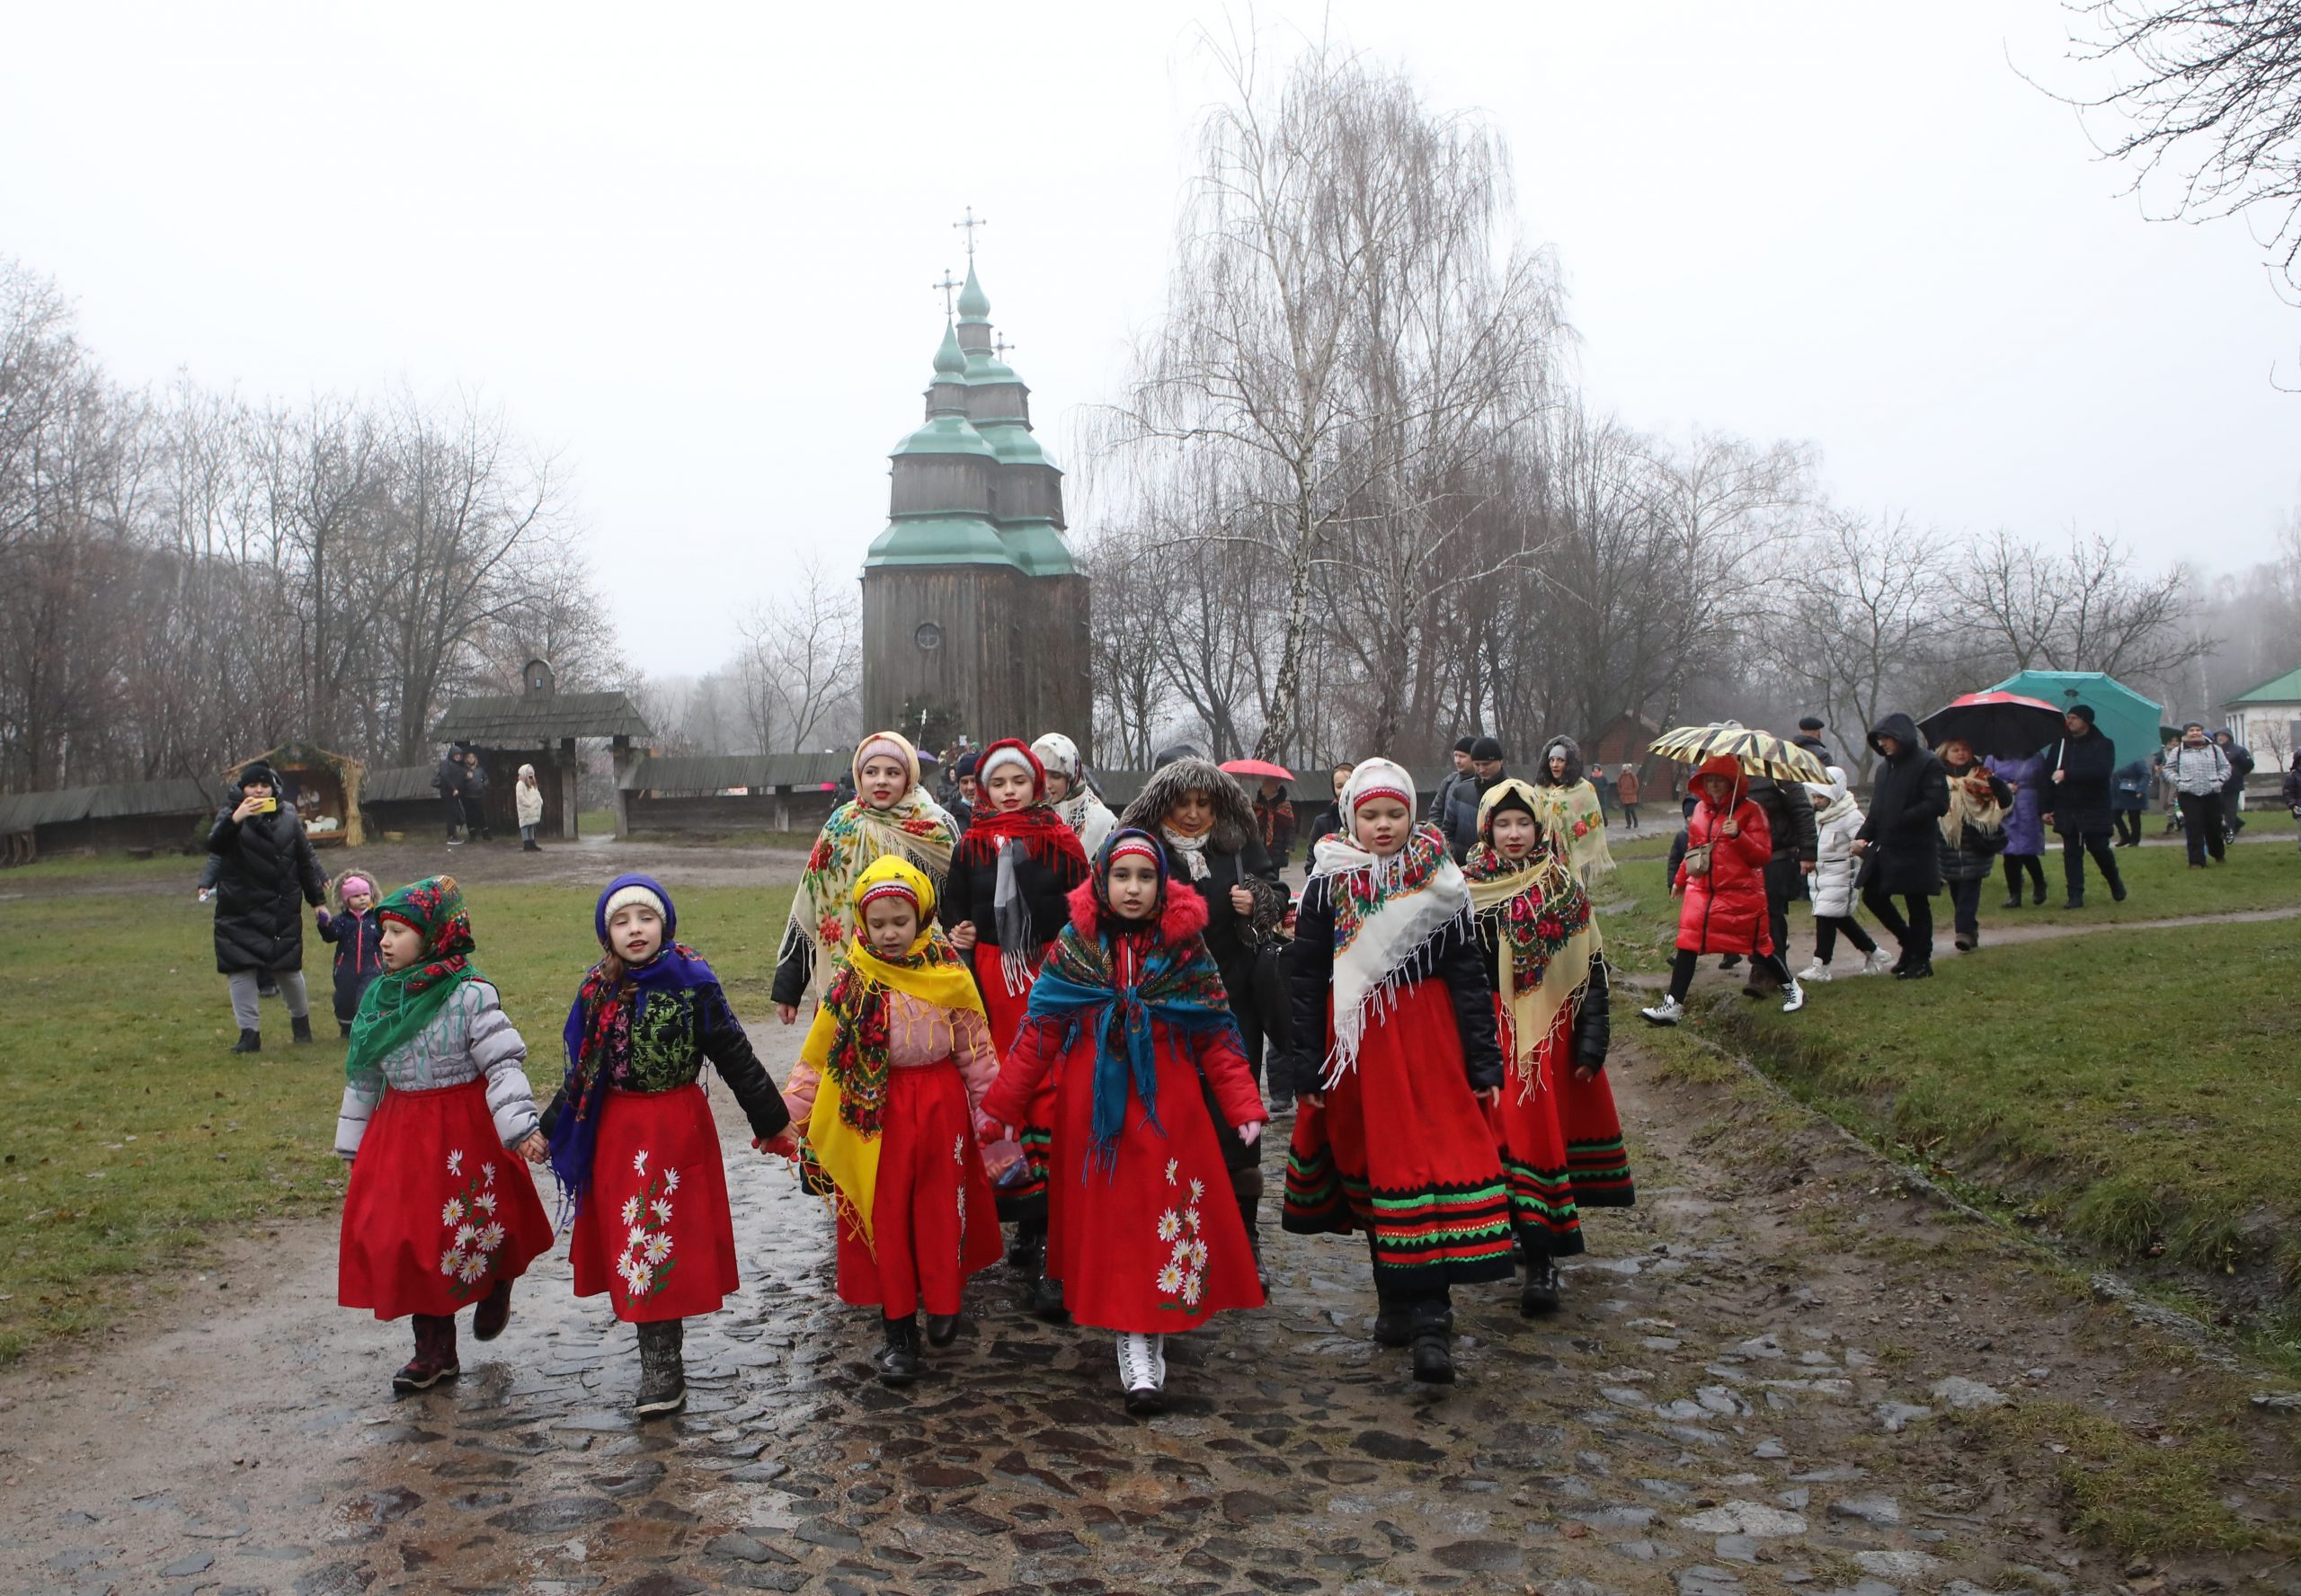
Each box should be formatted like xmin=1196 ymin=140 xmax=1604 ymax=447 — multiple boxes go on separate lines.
xmin=932 ymin=270 xmax=962 ymax=316
xmin=992 ymin=333 xmax=1017 ymax=359
xmin=954 ymin=207 xmax=989 ymax=257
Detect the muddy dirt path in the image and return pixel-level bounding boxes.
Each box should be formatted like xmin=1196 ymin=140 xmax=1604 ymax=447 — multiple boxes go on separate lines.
xmin=3 ymin=1016 xmax=2295 ymax=1596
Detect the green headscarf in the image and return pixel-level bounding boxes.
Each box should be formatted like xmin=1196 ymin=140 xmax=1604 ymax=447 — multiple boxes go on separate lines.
xmin=345 ymin=875 xmax=481 ymax=1100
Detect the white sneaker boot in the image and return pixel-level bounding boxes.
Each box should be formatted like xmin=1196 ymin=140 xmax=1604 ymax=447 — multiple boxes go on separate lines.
xmin=1639 ymin=995 xmax=1684 ymax=1026
xmin=1117 ymin=1333 xmax=1164 ymax=1414
xmin=1780 ymin=980 xmax=1806 ymax=1014
xmin=1797 ymin=960 xmax=1832 ymax=983
xmin=1860 ymin=948 xmax=1896 ymax=975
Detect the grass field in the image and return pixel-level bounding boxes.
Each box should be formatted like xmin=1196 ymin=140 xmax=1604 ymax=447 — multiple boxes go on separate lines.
xmin=1 ymin=867 xmax=793 ymax=1361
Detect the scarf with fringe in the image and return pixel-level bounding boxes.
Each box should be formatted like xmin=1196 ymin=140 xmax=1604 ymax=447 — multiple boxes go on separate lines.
xmin=780 ymin=730 xmax=956 ymax=999
xmin=1462 ymin=782 xmax=1598 ymax=1099
xmin=955 ymin=740 xmax=1089 ymax=993
xmin=1310 ymin=813 xmax=1471 ymax=1088
xmin=346 ymin=874 xmax=479 ymax=1103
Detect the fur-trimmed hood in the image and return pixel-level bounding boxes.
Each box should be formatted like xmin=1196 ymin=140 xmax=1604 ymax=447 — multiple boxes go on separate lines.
xmin=1534 ymin=734 xmax=1585 ymax=788
xmin=1066 ymin=872 xmax=1211 ymax=945
xmin=1117 ymin=756 xmax=1258 ymax=854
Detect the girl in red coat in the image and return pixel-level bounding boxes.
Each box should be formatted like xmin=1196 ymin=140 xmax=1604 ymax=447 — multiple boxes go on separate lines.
xmin=1278 ymin=758 xmax=1514 ymax=1386
xmin=982 ymin=829 xmax=1268 ymax=1415
xmin=1640 ymin=755 xmax=1805 ymax=1024
xmin=939 ymin=738 xmax=1091 ymax=1320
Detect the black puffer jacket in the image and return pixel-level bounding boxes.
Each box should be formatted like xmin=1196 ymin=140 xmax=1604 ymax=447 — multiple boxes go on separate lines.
xmin=939 ymin=826 xmax=1088 ymax=957
xmin=1116 ymin=758 xmax=1288 ymax=991
xmin=1936 ymin=758 xmax=2014 ymax=883
xmin=2041 ymin=724 xmax=2117 ymax=835
xmin=1855 ymin=713 xmax=1950 ymax=897
xmin=1746 ymin=774 xmax=1819 ymax=864
xmin=207 ymin=797 xmax=326 ymax=974
xmin=1275 ymin=880 xmax=1501 ymax=1100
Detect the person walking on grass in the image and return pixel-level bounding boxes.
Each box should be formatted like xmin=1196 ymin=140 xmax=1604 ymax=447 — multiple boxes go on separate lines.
xmin=1986 ymin=748 xmax=2049 ymax=908
xmin=2284 ymin=751 xmax=2301 ymax=851
xmin=1743 ymin=768 xmax=1818 ymax=996
xmin=1798 ymin=767 xmax=1892 ymax=982
xmin=209 ymin=761 xmax=327 ymax=1052
xmin=2041 ymin=705 xmax=2126 ymax=909
xmin=2111 ymin=756 xmax=2150 ymax=847
xmin=1935 ymin=739 xmax=2012 ymax=952
xmin=1640 ymin=754 xmax=1805 ymax=1025
xmin=2214 ymin=730 xmax=2254 ymax=841
xmin=1851 ymin=713 xmax=1950 ymax=980
xmin=2164 ymin=723 xmax=2232 ymax=868
xmin=1615 ymin=763 xmax=1642 ymax=831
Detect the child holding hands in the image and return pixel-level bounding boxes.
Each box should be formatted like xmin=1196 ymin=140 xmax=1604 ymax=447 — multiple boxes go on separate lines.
xmin=315 ymin=871 xmax=386 ymax=1038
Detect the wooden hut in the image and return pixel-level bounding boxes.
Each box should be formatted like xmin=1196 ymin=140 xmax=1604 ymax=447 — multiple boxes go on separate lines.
xmin=0 ymin=775 xmax=229 ymax=865
xmin=429 ymin=661 xmax=653 ymax=838
xmin=228 ymin=742 xmax=367 ymax=847
xmin=619 ymin=752 xmax=848 ymax=837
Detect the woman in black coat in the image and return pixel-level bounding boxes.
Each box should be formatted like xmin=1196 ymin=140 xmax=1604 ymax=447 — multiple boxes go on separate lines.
xmin=1118 ymin=757 xmax=1291 ymax=1274
xmin=208 ymin=761 xmax=327 ymax=1052
xmin=2040 ymin=705 xmax=2126 ymax=909
xmin=1851 ymin=713 xmax=1950 ymax=979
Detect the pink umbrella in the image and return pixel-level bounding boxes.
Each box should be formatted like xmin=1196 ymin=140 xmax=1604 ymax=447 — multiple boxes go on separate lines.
xmin=1219 ymin=758 xmax=1295 ymax=783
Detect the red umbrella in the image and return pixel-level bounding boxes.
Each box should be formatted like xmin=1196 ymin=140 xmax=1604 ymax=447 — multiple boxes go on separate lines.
xmin=1218 ymin=758 xmax=1295 ymax=783
xmin=1916 ymin=692 xmax=2066 ymax=759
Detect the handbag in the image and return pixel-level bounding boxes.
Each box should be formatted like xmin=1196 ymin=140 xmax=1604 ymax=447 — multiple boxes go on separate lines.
xmin=1682 ymin=842 xmax=1714 ymax=877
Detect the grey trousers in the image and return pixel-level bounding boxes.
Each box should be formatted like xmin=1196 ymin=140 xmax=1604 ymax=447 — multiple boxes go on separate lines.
xmin=228 ymin=969 xmax=310 ymax=1030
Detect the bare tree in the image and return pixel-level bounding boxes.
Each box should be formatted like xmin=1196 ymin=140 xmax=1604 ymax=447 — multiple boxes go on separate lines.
xmin=1951 ymin=528 xmax=2211 ymax=689
xmin=733 ymin=558 xmax=860 ymax=754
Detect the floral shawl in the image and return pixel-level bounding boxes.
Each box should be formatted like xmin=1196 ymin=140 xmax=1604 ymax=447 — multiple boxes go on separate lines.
xmin=797 ymin=856 xmax=983 ymax=1250
xmin=1308 ymin=758 xmax=1473 ymax=1087
xmin=346 ymin=875 xmax=479 ymax=1103
xmin=1463 ymin=779 xmax=1599 ymax=1098
xmin=780 ymin=731 xmax=957 ymax=998
xmin=1529 ymin=779 xmax=1614 ymax=885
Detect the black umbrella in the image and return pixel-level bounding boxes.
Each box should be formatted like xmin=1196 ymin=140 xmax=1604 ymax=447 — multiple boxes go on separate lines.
xmin=1916 ymin=692 xmax=2066 ymax=758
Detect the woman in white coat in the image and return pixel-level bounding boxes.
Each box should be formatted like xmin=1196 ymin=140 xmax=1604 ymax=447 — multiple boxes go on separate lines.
xmin=1799 ymin=767 xmax=1894 ymax=980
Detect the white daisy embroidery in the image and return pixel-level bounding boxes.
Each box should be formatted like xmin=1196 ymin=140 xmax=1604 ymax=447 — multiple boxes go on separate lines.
xmin=1188 ymin=1176 xmax=1204 ymax=1202
xmin=662 ymin=1166 xmax=680 ymax=1193
xmin=1170 ymin=1239 xmax=1192 ymax=1270
xmin=1165 ymin=1158 xmax=1179 ymax=1186
xmin=475 ymin=1191 xmax=498 ymax=1214
xmin=481 ymin=1161 xmax=496 ymax=1185
xmin=440 ymin=1197 xmax=465 ymax=1226
xmin=953 ymin=1134 xmax=964 ymax=1164
xmin=478 ymin=1222 xmax=506 ymax=1253
xmin=627 ymin=1261 xmax=653 ymax=1295
xmin=1184 ymin=1207 xmax=1202 ymax=1234
xmin=1156 ymin=1264 xmax=1184 ymax=1295
xmin=447 ymin=1149 xmax=465 ymax=1176
xmin=1157 ymin=1210 xmax=1182 ymax=1242
xmin=651 ymin=1198 xmax=673 ymax=1224
xmin=1188 ymin=1238 xmax=1209 ymax=1269
xmin=620 ymin=1194 xmax=642 ymax=1226
xmin=455 ymin=1222 xmax=479 ymax=1249
xmin=633 ymin=1149 xmax=649 ymax=1175
xmin=440 ymin=1248 xmax=462 ymax=1276
xmin=458 ymin=1254 xmax=489 ymax=1284
xmin=643 ymin=1232 xmax=672 ymax=1264
xmin=1181 ymin=1270 xmax=1204 ymax=1307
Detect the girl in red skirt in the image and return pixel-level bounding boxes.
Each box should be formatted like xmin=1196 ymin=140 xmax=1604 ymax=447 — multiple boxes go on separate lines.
xmin=1463 ymin=780 xmax=1620 ymax=1317
xmin=938 ymin=737 xmax=1089 ymax=1319
xmin=546 ymin=873 xmax=791 ymax=1417
xmin=1279 ymin=758 xmax=1513 ymax=1385
xmin=770 ymin=856 xmax=1004 ymax=1386
xmin=983 ymin=829 xmax=1267 ymax=1414
xmin=336 ymin=875 xmax=554 ymax=1394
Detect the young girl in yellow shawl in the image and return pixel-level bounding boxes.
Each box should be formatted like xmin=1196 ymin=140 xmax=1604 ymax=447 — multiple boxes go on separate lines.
xmin=770 ymin=856 xmax=1004 ymax=1385
xmin=1462 ymin=781 xmax=1614 ymax=1317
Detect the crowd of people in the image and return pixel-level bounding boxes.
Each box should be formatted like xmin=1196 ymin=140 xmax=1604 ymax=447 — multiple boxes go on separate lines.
xmin=192 ymin=705 xmax=2284 ymax=1418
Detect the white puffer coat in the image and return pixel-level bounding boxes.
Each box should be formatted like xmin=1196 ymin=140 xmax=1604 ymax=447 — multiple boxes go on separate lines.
xmin=1806 ymin=768 xmax=1865 ymax=918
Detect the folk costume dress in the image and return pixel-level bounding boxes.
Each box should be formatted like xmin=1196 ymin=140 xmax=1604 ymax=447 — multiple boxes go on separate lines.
xmin=781 ymin=856 xmax=1005 ymax=1321
xmin=1462 ymin=782 xmax=1630 ymax=1261
xmin=336 ymin=876 xmax=554 ymax=1322
xmin=982 ymin=832 xmax=1267 ymax=1334
xmin=548 ymin=874 xmax=792 ymax=1324
xmin=1032 ymin=732 xmax=1117 ymax=858
xmin=938 ymin=738 xmax=1091 ymax=1204
xmin=1531 ymin=736 xmax=1616 ymax=887
xmin=774 ymin=731 xmax=959 ymax=1013
xmin=1277 ymin=762 xmax=1514 ymax=1299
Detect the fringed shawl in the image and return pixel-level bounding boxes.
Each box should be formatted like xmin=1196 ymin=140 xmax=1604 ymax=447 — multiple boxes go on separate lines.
xmin=780 ymin=730 xmax=957 ymax=999
xmin=1309 ymin=817 xmax=1472 ymax=1088
xmin=1464 ymin=780 xmax=1599 ymax=1099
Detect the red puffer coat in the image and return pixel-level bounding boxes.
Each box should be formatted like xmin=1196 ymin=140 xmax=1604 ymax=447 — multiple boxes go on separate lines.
xmin=1673 ymin=795 xmax=1775 ymax=955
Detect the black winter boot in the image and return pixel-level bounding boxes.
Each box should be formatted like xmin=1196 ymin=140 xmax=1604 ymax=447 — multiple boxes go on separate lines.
xmin=877 ymin=1314 xmax=923 ymax=1386
xmin=290 ymin=1015 xmax=315 ymax=1045
xmin=394 ymin=1314 xmax=459 ymax=1392
xmin=635 ymin=1319 xmax=686 ymax=1416
xmin=339 ymin=1021 xmax=352 ymax=1038
xmin=1408 ymin=1297 xmax=1456 ymax=1384
xmin=230 ymin=1029 xmax=261 ymax=1054
xmin=473 ymin=1276 xmax=513 ymax=1342
xmin=1520 ymin=1255 xmax=1562 ymax=1317
xmin=1029 ymin=1270 xmax=1070 ymax=1325
xmin=926 ymin=1312 xmax=960 ymax=1348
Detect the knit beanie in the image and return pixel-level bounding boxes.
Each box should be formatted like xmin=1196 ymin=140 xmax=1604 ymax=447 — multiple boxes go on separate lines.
xmin=601 ymin=882 xmax=667 ymax=924
xmin=240 ymin=761 xmax=280 ymax=790
xmin=1470 ymin=736 xmax=1506 ymax=762
xmin=1453 ymin=736 xmax=1477 ymax=755
xmin=2069 ymin=704 xmax=2097 ymax=727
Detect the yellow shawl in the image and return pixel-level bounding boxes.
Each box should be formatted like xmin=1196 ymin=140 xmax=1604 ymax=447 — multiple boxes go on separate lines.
xmin=796 ymin=856 xmax=984 ymax=1251
xmin=1529 ymin=777 xmax=1615 ymax=885
xmin=1465 ymin=780 xmax=1601 ymax=1097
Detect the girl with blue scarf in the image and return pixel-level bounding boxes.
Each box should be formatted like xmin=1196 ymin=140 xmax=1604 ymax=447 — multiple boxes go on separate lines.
xmin=981 ymin=830 xmax=1268 ymax=1415
xmin=543 ymin=874 xmax=790 ymax=1417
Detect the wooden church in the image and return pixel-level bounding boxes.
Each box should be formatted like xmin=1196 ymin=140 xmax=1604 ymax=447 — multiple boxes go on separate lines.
xmin=859 ymin=257 xmax=1092 ymax=755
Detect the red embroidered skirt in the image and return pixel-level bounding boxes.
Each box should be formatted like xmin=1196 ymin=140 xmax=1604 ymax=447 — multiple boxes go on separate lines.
xmin=1041 ymin=1033 xmax=1265 ymax=1334
xmin=1282 ymin=978 xmax=1515 ymax=1292
xmin=832 ymin=1060 xmax=1005 ymax=1318
xmin=1560 ymin=1060 xmax=1635 ymax=1208
xmin=974 ymin=941 xmax=1054 ymax=1210
xmin=338 ymin=1078 xmax=554 ymax=1321
xmin=569 ymin=1085 xmax=741 ymax=1323
xmin=1488 ymin=1001 xmax=1584 ymax=1257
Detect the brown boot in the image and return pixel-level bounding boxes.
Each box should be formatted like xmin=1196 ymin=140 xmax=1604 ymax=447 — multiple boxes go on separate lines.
xmin=473 ymin=1276 xmax=513 ymax=1342
xmin=393 ymin=1314 xmax=460 ymax=1392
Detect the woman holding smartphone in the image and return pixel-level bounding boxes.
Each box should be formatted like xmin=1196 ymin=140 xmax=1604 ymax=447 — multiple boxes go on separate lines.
xmin=208 ymin=759 xmax=329 ymax=1053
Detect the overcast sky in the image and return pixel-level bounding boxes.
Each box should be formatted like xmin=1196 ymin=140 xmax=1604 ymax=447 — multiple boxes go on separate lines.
xmin=4 ymin=2 xmax=2297 ymax=675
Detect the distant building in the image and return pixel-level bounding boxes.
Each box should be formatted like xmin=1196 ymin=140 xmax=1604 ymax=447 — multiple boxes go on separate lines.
xmin=860 ymin=258 xmax=1092 ymax=756
xmin=2224 ymin=663 xmax=2301 ymax=768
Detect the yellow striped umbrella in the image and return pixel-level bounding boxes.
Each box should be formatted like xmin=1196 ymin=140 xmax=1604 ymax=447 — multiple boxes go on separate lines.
xmin=1648 ymin=723 xmax=1827 ymax=783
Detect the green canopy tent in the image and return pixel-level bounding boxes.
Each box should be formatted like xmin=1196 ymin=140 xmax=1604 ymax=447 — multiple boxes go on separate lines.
xmin=1987 ymin=670 xmax=2175 ymax=767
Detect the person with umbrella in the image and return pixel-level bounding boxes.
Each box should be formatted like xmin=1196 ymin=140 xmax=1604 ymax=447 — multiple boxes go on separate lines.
xmin=1639 ymin=753 xmax=1805 ymax=1025
xmin=1922 ymin=692 xmax=2063 ymax=914
xmin=2041 ymin=706 xmax=2126 ymax=909
xmin=1933 ymin=739 xmax=2012 ymax=951
xmin=1221 ymin=758 xmax=1299 ymax=872
xmin=1851 ymin=713 xmax=1950 ymax=979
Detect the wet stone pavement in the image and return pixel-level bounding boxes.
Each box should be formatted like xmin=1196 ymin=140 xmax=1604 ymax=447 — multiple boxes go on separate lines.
xmin=0 ymin=1062 xmax=2178 ymax=1596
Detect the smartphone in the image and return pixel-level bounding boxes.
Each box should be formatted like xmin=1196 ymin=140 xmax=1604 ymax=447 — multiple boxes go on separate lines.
xmin=253 ymin=796 xmax=278 ymax=814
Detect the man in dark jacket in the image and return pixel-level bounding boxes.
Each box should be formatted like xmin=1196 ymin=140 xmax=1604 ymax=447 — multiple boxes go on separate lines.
xmin=1429 ymin=737 xmax=1477 ymax=832
xmin=1444 ymin=737 xmax=1507 ymax=861
xmin=1253 ymin=777 xmax=1298 ymax=871
xmin=435 ymin=746 xmax=467 ymax=845
xmin=1792 ymin=716 xmax=1829 ymax=762
xmin=1851 ymin=712 xmax=1950 ymax=978
xmin=2214 ymin=730 xmax=2254 ymax=839
xmin=209 ymin=761 xmax=327 ymax=1051
xmin=1745 ymin=771 xmax=1819 ymax=993
xmin=2042 ymin=705 xmax=2126 ymax=908
xmin=461 ymin=749 xmax=493 ymax=841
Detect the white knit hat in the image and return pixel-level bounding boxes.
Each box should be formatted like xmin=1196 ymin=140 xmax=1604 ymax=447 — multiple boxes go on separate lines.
xmin=602 ymin=882 xmax=666 ymax=924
